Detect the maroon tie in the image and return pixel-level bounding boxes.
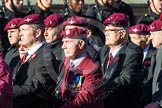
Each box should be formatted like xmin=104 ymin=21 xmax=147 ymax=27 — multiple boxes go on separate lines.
xmin=21 ymin=53 xmax=28 ymax=64
xmin=107 ymin=53 xmax=113 ymax=67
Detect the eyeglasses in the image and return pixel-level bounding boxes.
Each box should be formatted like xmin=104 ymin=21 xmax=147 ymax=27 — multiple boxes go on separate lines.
xmin=17 ymin=44 xmax=27 ymax=48
xmin=104 ymin=29 xmax=124 ymax=34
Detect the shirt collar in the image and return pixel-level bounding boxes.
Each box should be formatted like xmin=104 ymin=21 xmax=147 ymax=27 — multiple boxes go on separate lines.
xmin=70 ymin=51 xmax=87 ymax=68
xmin=27 ymin=41 xmax=45 ymax=57
xmin=110 ymin=46 xmax=123 ymax=57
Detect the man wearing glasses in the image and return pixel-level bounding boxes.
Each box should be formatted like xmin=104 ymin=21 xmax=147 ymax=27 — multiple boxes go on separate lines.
xmin=100 ymin=13 xmax=143 ymax=108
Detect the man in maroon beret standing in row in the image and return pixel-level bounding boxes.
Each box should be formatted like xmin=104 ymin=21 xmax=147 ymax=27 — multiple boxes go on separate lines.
xmin=44 ymin=14 xmax=64 ymax=71
xmin=129 ymin=24 xmax=156 ymax=107
xmin=100 ymin=13 xmax=143 ymax=108
xmin=57 ymin=16 xmax=104 ymax=108
xmin=12 ymin=14 xmax=55 ymax=108
xmin=144 ymin=19 xmax=162 ymax=108
xmin=4 ymin=18 xmax=22 ymax=72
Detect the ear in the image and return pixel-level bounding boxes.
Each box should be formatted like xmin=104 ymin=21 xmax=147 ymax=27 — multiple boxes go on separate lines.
xmin=146 ymin=34 xmax=151 ymax=44
xmin=66 ymin=0 xmax=71 ymax=6
xmin=5 ymin=0 xmax=9 ymax=3
xmin=120 ymin=30 xmax=126 ymax=39
xmin=35 ymin=29 xmax=42 ymax=39
xmin=87 ymin=29 xmax=92 ymax=38
xmin=78 ymin=40 xmax=85 ymax=49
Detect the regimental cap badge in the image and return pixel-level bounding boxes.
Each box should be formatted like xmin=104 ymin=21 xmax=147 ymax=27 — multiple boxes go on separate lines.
xmin=24 ymin=18 xmax=32 ymax=22
xmin=68 ymin=20 xmax=76 ymax=24
xmin=132 ymin=28 xmax=138 ymax=33
xmin=9 ymin=24 xmax=16 ymax=29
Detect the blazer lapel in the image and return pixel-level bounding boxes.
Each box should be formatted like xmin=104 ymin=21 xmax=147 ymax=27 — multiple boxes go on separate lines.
xmin=148 ymin=50 xmax=157 ymax=80
xmin=104 ymin=46 xmax=126 ymax=80
xmin=101 ymin=47 xmax=110 ymax=75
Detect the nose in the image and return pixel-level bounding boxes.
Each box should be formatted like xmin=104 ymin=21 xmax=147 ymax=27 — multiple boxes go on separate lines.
xmin=8 ymin=32 xmax=11 ymax=38
xmin=19 ymin=31 xmax=23 ymax=37
xmin=19 ymin=0 xmax=23 ymax=5
xmin=79 ymin=0 xmax=83 ymax=5
xmin=62 ymin=42 xmax=66 ymax=49
xmin=44 ymin=30 xmax=48 ymax=36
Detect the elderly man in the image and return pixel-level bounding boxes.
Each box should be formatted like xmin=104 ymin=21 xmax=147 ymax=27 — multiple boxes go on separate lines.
xmin=100 ymin=13 xmax=143 ymax=108
xmin=13 ymin=14 xmax=55 ymax=108
xmin=4 ymin=18 xmax=22 ymax=71
xmin=58 ymin=16 xmax=103 ymax=108
xmin=144 ymin=19 xmax=162 ymax=108
xmin=44 ymin=14 xmax=64 ymax=65
xmin=129 ymin=24 xmax=156 ymax=107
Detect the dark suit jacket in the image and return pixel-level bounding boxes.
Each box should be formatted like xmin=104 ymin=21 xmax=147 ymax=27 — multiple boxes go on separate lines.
xmin=13 ymin=44 xmax=55 ymax=108
xmin=100 ymin=42 xmax=143 ymax=108
xmin=142 ymin=45 xmax=156 ymax=106
xmin=152 ymin=47 xmax=162 ymax=105
xmin=4 ymin=46 xmax=20 ymax=72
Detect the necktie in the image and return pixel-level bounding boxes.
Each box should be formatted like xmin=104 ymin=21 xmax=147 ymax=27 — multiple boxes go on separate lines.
xmin=107 ymin=53 xmax=113 ymax=67
xmin=21 ymin=53 xmax=28 ymax=64
xmin=70 ymin=62 xmax=75 ymax=68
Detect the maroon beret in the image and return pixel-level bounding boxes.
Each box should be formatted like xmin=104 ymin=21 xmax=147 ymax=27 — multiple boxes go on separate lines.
xmin=61 ymin=16 xmax=88 ymax=29
xmin=44 ymin=14 xmax=63 ymax=27
xmin=148 ymin=19 xmax=162 ymax=31
xmin=18 ymin=14 xmax=43 ymax=27
xmin=103 ymin=13 xmax=129 ymax=27
xmin=61 ymin=28 xmax=87 ymax=38
xmin=129 ymin=24 xmax=149 ymax=35
xmin=4 ymin=18 xmax=23 ymax=31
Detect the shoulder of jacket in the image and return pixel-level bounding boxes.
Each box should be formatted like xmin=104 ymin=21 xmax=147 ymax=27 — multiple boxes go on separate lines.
xmin=126 ymin=42 xmax=143 ymax=52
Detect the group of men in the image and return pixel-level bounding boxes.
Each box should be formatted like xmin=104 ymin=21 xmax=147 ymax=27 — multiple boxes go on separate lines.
xmin=0 ymin=0 xmax=162 ymax=108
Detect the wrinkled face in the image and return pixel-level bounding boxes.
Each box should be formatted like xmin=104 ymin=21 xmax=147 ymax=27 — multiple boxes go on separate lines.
xmin=150 ymin=0 xmax=162 ymax=14
xmin=104 ymin=25 xmax=125 ymax=47
xmin=44 ymin=27 xmax=59 ymax=43
xmin=150 ymin=30 xmax=162 ymax=48
xmin=19 ymin=24 xmax=36 ymax=48
xmin=7 ymin=29 xmax=20 ymax=45
xmin=62 ymin=38 xmax=80 ymax=59
xmin=13 ymin=0 xmax=23 ymax=11
xmin=40 ymin=0 xmax=52 ymax=8
xmin=67 ymin=0 xmax=84 ymax=13
xmin=129 ymin=34 xmax=147 ymax=49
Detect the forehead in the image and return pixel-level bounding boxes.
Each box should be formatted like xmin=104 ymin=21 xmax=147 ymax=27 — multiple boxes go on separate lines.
xmin=62 ymin=37 xmax=78 ymax=42
xmin=19 ymin=24 xmax=33 ymax=29
xmin=7 ymin=29 xmax=19 ymax=32
xmin=150 ymin=30 xmax=162 ymax=34
xmin=105 ymin=25 xmax=123 ymax=29
xmin=13 ymin=0 xmax=23 ymax=1
xmin=69 ymin=0 xmax=84 ymax=2
xmin=64 ymin=25 xmax=85 ymax=29
xmin=129 ymin=34 xmax=142 ymax=38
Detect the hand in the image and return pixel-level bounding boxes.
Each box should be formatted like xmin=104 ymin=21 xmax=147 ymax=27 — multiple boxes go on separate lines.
xmin=144 ymin=102 xmax=161 ymax=108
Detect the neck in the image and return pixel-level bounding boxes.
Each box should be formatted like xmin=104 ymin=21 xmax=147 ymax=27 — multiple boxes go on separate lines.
xmin=36 ymin=3 xmax=48 ymax=11
xmin=70 ymin=49 xmax=85 ymax=60
xmin=109 ymin=44 xmax=122 ymax=52
xmin=27 ymin=41 xmax=42 ymax=50
xmin=5 ymin=4 xmax=14 ymax=12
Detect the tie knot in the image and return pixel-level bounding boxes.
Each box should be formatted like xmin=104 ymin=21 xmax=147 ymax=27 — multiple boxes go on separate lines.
xmin=109 ymin=53 xmax=113 ymax=59
xmin=107 ymin=53 xmax=113 ymax=67
xmin=21 ymin=52 xmax=28 ymax=64
xmin=70 ymin=62 xmax=75 ymax=68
